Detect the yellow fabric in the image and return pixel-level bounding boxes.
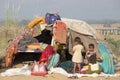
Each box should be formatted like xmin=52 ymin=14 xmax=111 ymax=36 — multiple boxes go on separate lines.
xmin=27 ymin=45 xmax=40 ymax=50
xmin=28 ymin=17 xmax=45 ymax=29
xmin=55 ymin=44 xmax=63 ymax=51
xmin=83 ymin=65 xmax=89 ymax=69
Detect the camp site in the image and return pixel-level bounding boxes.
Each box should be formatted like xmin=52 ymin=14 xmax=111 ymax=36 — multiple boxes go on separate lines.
xmin=0 ymin=0 xmax=120 ymax=80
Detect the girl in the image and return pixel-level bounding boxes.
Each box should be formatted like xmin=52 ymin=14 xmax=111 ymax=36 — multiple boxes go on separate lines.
xmin=72 ymin=37 xmax=84 ymax=73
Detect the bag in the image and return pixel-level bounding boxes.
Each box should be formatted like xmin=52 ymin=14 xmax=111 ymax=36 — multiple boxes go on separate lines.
xmin=45 ymin=13 xmax=61 ymax=24
xmin=31 ymin=61 xmax=47 ymax=76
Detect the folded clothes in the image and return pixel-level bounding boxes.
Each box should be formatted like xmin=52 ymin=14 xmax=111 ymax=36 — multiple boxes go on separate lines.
xmin=27 ymin=44 xmax=41 ymax=50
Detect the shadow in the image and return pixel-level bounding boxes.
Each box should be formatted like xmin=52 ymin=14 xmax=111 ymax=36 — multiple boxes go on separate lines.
xmin=13 ymin=52 xmax=41 ymax=65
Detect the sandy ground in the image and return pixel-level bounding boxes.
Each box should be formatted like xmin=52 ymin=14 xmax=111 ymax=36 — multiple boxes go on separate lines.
xmin=0 ymin=73 xmax=120 ymax=80
xmin=0 ymin=62 xmax=120 ymax=80
xmin=0 ymin=64 xmax=120 ymax=80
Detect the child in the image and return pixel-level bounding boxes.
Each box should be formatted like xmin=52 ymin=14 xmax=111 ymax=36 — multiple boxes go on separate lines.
xmin=72 ymin=37 xmax=84 ymax=73
xmin=86 ymin=44 xmax=96 ymax=62
xmin=85 ymin=44 xmax=102 ymax=74
xmin=86 ymin=54 xmax=102 ymax=74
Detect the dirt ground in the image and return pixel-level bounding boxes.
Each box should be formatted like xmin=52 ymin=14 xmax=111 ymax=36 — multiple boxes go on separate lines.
xmin=0 ymin=73 xmax=120 ymax=80
xmin=0 ymin=64 xmax=120 ymax=80
xmin=0 ymin=60 xmax=120 ymax=80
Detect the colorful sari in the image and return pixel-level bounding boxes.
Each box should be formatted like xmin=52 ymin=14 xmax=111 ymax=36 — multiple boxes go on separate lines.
xmin=40 ymin=45 xmax=55 ymax=63
xmin=98 ymin=43 xmax=114 ymax=74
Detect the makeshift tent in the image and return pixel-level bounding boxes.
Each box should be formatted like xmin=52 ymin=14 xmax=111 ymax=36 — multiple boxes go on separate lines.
xmin=61 ymin=18 xmax=117 ymax=62
xmin=61 ymin=18 xmax=101 ymax=54
xmin=2 ymin=16 xmax=118 ymax=74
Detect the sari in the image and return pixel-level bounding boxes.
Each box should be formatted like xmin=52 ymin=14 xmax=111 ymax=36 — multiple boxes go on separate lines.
xmin=98 ymin=43 xmax=114 ymax=74
xmin=40 ymin=45 xmax=55 ymax=63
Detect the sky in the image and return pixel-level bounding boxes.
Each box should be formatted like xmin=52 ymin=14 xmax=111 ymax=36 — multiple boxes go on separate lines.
xmin=0 ymin=0 xmax=120 ymax=21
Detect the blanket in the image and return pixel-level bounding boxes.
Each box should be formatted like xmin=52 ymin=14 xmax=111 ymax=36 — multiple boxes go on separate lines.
xmin=49 ymin=67 xmax=120 ymax=78
xmin=1 ymin=65 xmax=31 ymax=76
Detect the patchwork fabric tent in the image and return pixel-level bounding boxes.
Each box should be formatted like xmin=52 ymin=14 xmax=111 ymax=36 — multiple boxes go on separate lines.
xmin=62 ymin=18 xmax=117 ymax=74
xmin=61 ymin=18 xmax=103 ymax=54
xmin=2 ymin=17 xmax=118 ymax=73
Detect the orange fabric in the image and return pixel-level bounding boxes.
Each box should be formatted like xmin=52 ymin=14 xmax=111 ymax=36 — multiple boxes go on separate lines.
xmin=13 ymin=43 xmax=18 ymax=54
xmin=4 ymin=42 xmax=19 ymax=67
xmin=7 ymin=45 xmax=15 ymax=57
xmin=28 ymin=17 xmax=45 ymax=29
xmin=4 ymin=46 xmax=14 ymax=67
xmin=53 ymin=21 xmax=67 ymax=44
xmin=27 ymin=44 xmax=40 ymax=50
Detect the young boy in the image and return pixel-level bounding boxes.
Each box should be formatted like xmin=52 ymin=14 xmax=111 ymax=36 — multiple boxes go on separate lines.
xmin=86 ymin=44 xmax=96 ymax=62
xmin=85 ymin=44 xmax=102 ymax=74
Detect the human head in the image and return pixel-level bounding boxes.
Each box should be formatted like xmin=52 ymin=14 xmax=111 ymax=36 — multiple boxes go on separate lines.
xmin=89 ymin=54 xmax=97 ymax=64
xmin=88 ymin=43 xmax=94 ymax=51
xmin=74 ymin=37 xmax=81 ymax=45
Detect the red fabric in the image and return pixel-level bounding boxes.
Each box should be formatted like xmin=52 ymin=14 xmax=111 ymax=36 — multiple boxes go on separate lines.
xmin=53 ymin=21 xmax=67 ymax=44
xmin=40 ymin=45 xmax=55 ymax=63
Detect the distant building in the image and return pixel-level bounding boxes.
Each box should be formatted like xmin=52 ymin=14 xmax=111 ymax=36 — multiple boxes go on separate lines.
xmin=91 ymin=24 xmax=120 ymax=35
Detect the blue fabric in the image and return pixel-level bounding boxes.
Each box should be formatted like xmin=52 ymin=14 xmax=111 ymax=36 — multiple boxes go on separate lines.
xmin=34 ymin=49 xmax=41 ymax=52
xmin=59 ymin=61 xmax=73 ymax=73
xmin=47 ymin=53 xmax=60 ymax=70
xmin=45 ymin=13 xmax=61 ymax=24
xmin=98 ymin=43 xmax=114 ymax=74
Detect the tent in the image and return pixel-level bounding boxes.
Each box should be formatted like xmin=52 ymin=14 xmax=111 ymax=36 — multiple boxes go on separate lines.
xmin=61 ymin=18 xmax=103 ymax=54
xmin=1 ymin=17 xmax=118 ymax=74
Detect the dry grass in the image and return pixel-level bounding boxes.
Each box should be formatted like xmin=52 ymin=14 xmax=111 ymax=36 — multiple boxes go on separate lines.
xmin=105 ymin=35 xmax=120 ymax=61
xmin=0 ymin=26 xmax=24 ymax=57
xmin=106 ymin=35 xmax=120 ymax=41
